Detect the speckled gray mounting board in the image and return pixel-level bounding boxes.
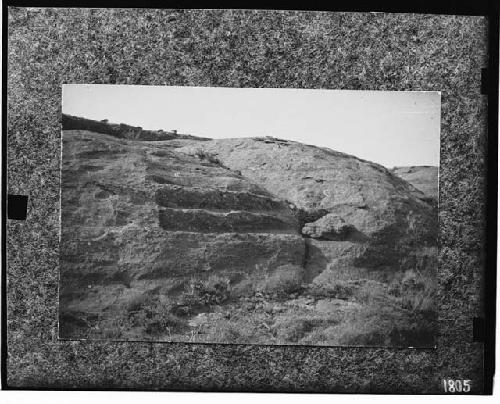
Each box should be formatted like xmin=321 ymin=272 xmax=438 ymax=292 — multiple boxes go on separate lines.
xmin=6 ymin=8 xmax=488 ymax=392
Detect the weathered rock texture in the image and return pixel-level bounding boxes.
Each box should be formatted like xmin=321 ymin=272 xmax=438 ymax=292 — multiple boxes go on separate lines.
xmin=59 ymin=130 xmax=304 ymax=338
xmin=392 ymin=166 xmax=439 ymax=201
xmin=178 ymin=137 xmax=438 ymax=283
xmin=60 ymin=128 xmax=438 ymax=344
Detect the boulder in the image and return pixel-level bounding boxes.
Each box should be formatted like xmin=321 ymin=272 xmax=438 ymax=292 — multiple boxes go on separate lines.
xmin=301 ymin=213 xmax=355 ymax=240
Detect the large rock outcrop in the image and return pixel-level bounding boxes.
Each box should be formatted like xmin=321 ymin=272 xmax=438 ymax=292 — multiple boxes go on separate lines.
xmin=60 ymin=127 xmax=437 ymax=346
xmin=59 ymin=130 xmax=304 ymax=338
xmin=177 ymin=136 xmax=437 ymax=283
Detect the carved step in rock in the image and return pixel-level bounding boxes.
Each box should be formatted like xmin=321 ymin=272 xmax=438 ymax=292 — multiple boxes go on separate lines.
xmin=158 ymin=208 xmax=298 ymax=234
xmin=155 ymin=184 xmax=287 ymax=212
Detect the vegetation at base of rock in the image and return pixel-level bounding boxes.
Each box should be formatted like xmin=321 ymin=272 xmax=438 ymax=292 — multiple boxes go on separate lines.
xmin=256 ymin=265 xmax=303 ymax=296
xmin=164 ymin=268 xmax=435 ymax=346
xmin=183 ymin=275 xmax=231 ymax=306
xmin=126 ymin=295 xmax=186 ymax=336
xmin=60 ymin=267 xmax=435 ymax=346
xmin=388 ymin=269 xmax=436 ymax=314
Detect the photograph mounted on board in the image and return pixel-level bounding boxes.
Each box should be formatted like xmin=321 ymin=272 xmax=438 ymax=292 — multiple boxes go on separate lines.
xmin=59 ymin=85 xmax=440 ymax=346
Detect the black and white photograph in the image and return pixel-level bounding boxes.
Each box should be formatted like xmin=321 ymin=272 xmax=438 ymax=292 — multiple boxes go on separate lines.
xmin=4 ymin=1 xmax=498 ymax=395
xmin=58 ymin=85 xmax=440 ymax=346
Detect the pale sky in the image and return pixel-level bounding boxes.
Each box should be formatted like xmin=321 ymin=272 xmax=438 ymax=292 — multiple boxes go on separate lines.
xmin=62 ymin=85 xmax=440 ymax=168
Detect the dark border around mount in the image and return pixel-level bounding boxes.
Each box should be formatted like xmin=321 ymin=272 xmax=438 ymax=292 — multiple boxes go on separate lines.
xmin=2 ymin=0 xmax=498 ymax=395
xmin=1 ymin=0 xmax=497 ymax=17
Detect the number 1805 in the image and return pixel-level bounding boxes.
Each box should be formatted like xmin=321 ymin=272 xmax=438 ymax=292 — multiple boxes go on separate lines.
xmin=443 ymin=379 xmax=471 ymax=393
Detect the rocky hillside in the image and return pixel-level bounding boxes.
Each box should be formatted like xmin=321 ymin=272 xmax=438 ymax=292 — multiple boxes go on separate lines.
xmin=177 ymin=137 xmax=437 ymax=284
xmin=60 ymin=126 xmax=437 ymax=346
xmin=392 ymin=166 xmax=439 ymax=201
xmin=59 ymin=130 xmax=304 ymax=340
